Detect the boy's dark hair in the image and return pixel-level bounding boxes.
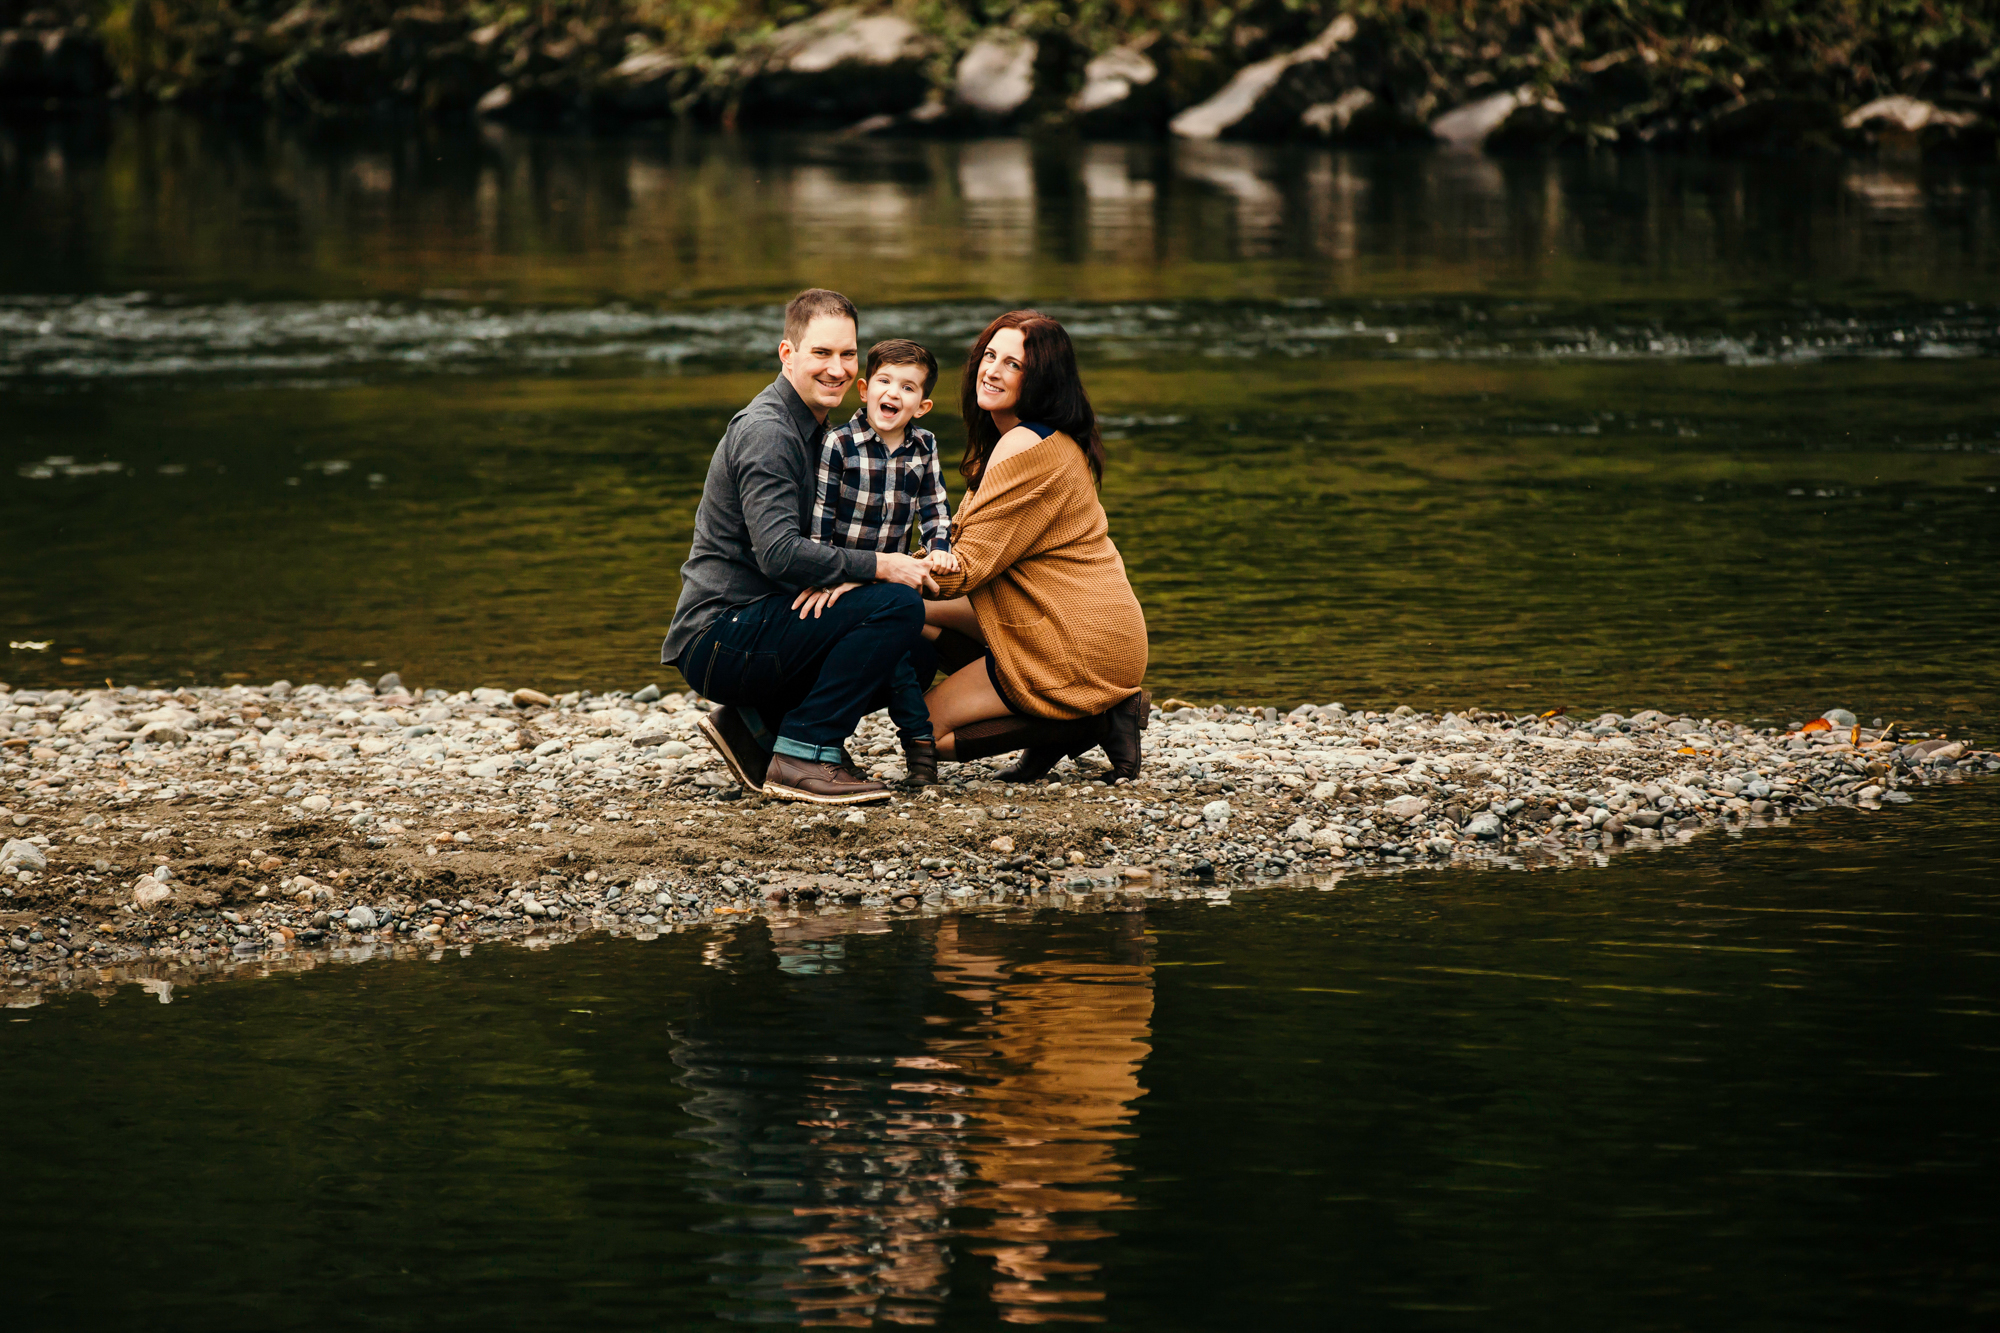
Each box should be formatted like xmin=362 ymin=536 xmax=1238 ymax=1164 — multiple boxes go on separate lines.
xmin=866 ymin=338 xmax=939 ymax=396
xmin=784 ymin=288 xmax=858 ymax=347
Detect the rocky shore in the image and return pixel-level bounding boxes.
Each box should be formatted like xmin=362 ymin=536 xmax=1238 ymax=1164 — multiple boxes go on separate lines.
xmin=3 ymin=2 xmax=1996 ymax=157
xmin=4 ymin=672 xmax=1994 ymax=1004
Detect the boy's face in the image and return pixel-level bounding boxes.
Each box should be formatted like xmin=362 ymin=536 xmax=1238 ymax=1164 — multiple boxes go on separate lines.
xmin=862 ymin=361 xmax=933 ymax=439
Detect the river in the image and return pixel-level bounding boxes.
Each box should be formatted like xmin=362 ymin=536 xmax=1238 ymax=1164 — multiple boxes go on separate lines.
xmin=3 ymin=114 xmax=1998 ymax=1327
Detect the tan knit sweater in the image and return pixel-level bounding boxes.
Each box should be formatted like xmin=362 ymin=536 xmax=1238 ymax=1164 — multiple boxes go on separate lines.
xmin=929 ymin=432 xmax=1148 ymax=720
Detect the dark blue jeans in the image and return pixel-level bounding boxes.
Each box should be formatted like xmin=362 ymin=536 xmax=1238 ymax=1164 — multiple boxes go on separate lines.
xmin=674 ymin=583 xmax=934 ymax=763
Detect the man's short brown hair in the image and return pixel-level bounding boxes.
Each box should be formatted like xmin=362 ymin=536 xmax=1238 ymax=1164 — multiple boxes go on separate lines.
xmin=784 ymin=288 xmax=858 ymax=347
xmin=865 ymin=338 xmax=939 ymax=397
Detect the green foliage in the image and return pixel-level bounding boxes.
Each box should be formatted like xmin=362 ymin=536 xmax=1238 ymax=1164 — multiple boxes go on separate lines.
xmin=51 ymin=0 xmax=2000 ymax=113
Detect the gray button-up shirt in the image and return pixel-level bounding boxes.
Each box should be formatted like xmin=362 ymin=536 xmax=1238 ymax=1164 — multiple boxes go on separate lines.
xmin=661 ymin=374 xmax=878 ymax=666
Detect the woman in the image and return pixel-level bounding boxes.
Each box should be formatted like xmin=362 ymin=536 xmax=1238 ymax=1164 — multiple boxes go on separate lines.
xmin=921 ymin=310 xmax=1150 ymax=779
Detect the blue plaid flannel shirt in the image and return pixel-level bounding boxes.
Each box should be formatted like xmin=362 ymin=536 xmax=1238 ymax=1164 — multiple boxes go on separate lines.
xmin=810 ymin=408 xmax=951 ymax=559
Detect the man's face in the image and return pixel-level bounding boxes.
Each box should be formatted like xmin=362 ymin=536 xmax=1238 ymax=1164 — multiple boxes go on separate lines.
xmin=862 ymin=362 xmax=932 ymax=440
xmin=779 ymin=315 xmax=859 ymax=419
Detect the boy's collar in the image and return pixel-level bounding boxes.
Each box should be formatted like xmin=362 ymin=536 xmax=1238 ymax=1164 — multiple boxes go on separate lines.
xmin=845 ymin=406 xmax=928 ymax=450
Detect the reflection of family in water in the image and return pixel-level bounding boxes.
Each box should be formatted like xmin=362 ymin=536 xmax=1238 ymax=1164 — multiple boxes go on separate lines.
xmin=661 ymin=291 xmax=1155 ymax=1321
xmin=663 ymin=289 xmax=1149 ymax=806
xmin=675 ymin=915 xmax=1154 ymax=1324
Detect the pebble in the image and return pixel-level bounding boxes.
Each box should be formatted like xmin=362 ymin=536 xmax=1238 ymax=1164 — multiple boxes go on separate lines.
xmin=1383 ymin=795 xmax=1428 ymax=822
xmin=1 ymin=839 xmax=47 ymax=872
xmin=0 ymin=677 xmax=1992 ymax=995
xmin=513 ymin=688 xmax=554 ymax=708
xmin=131 ymin=874 xmax=172 ymax=909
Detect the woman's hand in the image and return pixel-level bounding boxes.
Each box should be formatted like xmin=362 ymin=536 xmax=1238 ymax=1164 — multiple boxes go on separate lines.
xmin=874 ymin=551 xmax=940 ymax=594
xmin=793 ymin=581 xmax=863 ymax=619
xmin=926 ymin=548 xmax=961 ymax=575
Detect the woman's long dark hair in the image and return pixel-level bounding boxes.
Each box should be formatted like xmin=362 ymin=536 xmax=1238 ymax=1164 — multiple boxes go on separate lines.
xmin=958 ymin=310 xmax=1105 ymax=486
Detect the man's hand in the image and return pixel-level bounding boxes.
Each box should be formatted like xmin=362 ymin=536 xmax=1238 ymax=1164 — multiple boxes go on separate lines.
xmin=875 ymin=551 xmax=940 ymax=596
xmin=793 ymin=581 xmax=863 ymax=619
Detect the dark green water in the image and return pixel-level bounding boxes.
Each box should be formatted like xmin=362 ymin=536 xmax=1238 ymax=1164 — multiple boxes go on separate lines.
xmin=4 ymin=116 xmax=2000 ymax=1328
xmin=3 ymin=116 xmax=1997 ymax=725
xmin=5 ymin=782 xmax=1997 ymax=1329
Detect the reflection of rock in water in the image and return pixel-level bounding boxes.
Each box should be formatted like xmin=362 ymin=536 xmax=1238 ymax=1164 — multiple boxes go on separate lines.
xmin=674 ymin=915 xmax=1153 ymax=1325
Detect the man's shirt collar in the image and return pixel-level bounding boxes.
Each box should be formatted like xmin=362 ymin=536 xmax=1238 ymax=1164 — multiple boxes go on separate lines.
xmin=772 ymin=372 xmax=829 ymax=440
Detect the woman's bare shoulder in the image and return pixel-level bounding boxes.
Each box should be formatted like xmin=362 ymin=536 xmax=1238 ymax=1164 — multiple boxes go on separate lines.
xmin=987 ymin=425 xmax=1060 ymax=472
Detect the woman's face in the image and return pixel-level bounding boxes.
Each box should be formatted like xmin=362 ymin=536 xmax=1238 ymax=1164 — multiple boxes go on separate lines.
xmin=975 ymin=327 xmax=1027 ymax=415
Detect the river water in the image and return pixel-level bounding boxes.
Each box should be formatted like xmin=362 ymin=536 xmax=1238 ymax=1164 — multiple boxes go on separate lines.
xmin=5 ymin=783 xmax=1998 ymax=1327
xmin=3 ymin=116 xmax=1999 ymax=1327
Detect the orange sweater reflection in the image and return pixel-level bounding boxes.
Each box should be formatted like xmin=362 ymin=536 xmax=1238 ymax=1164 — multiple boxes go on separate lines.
xmin=780 ymin=915 xmax=1154 ymax=1326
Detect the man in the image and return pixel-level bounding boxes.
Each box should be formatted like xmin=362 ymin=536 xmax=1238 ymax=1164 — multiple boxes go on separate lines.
xmin=660 ymin=288 xmax=938 ymax=805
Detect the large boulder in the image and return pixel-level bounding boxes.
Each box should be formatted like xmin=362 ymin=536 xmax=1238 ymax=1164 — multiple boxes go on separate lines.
xmin=1695 ymin=94 xmax=1844 ymax=153
xmin=267 ymin=28 xmax=418 ymax=118
xmin=1842 ymin=94 xmax=1995 ymax=155
xmin=1430 ymin=88 xmax=1575 ymax=151
xmin=598 ymin=49 xmax=694 ymax=119
xmin=1550 ymin=50 xmax=1657 ymax=144
xmin=955 ymin=28 xmax=1036 ymax=121
xmin=1169 ymin=15 xmax=1359 ymax=140
xmin=731 ymin=7 xmax=933 ymax=125
xmin=0 ymin=21 xmax=111 ymax=101
xmin=1070 ymin=40 xmax=1167 ymax=133
xmin=1844 ymin=94 xmax=1971 ymax=135
xmin=35 ymin=25 xmax=112 ymax=97
xmin=0 ymin=27 xmax=44 ymax=98
xmin=1299 ymin=85 xmax=1430 ymax=144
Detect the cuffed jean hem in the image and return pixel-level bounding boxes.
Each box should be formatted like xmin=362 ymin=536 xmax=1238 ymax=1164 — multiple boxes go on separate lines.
xmin=772 ymin=737 xmax=846 ymax=764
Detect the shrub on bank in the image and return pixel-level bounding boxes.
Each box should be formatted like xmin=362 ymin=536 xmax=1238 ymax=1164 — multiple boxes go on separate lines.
xmin=0 ymin=1 xmax=1993 ymax=154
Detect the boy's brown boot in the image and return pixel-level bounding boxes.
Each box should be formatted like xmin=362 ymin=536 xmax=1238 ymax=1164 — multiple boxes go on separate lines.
xmin=901 ymin=737 xmax=938 ymax=786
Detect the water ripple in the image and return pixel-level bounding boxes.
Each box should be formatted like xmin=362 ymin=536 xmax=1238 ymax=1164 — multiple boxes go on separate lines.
xmin=3 ymin=293 xmax=1997 ymax=384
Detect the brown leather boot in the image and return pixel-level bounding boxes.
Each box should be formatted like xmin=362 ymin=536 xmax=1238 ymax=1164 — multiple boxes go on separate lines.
xmin=763 ymin=753 xmax=893 ymax=805
xmin=696 ymin=704 xmax=770 ymax=793
xmin=951 ymin=714 xmax=1091 ymax=761
xmin=997 ymin=744 xmax=1071 ymax=782
xmin=995 ymin=691 xmax=1149 ymax=782
xmin=901 ymin=736 xmax=938 ymax=786
xmin=1100 ymin=690 xmax=1150 ymax=781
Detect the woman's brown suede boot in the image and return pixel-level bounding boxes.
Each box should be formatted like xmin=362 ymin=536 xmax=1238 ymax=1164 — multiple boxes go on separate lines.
xmin=950 ymin=715 xmax=1098 ymax=770
xmin=997 ymin=743 xmax=1075 ymax=782
xmin=1100 ymin=691 xmax=1150 ymax=781
xmin=996 ymin=691 xmax=1149 ymax=782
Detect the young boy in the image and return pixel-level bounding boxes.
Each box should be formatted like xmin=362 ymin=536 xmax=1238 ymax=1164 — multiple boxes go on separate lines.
xmin=805 ymin=338 xmax=957 ymax=784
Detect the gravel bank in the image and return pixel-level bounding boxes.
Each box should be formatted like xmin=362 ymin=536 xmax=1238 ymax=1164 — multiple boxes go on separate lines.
xmin=4 ymin=676 xmax=1994 ymax=1003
